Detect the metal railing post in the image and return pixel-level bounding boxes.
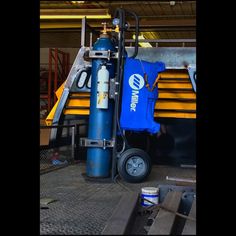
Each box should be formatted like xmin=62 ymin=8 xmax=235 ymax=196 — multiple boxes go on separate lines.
xmin=54 ymin=48 xmax=58 ymax=104
xmin=89 ymin=32 xmax=93 ymax=48
xmin=48 ymin=48 xmax=52 ymax=112
xmin=71 ymin=126 xmax=75 ymax=161
xmin=81 ymin=17 xmax=86 ymax=47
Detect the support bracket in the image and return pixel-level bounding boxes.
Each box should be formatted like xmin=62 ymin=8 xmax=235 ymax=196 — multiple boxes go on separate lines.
xmin=80 ymin=138 xmax=115 ymax=149
xmin=89 ymin=50 xmax=118 ymax=60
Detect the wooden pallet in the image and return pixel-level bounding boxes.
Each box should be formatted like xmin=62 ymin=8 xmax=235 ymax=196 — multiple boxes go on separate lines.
xmin=101 ymin=190 xmax=196 ymax=235
xmin=182 ymin=198 xmax=196 ymax=235
xmin=148 ymin=191 xmax=196 ymax=235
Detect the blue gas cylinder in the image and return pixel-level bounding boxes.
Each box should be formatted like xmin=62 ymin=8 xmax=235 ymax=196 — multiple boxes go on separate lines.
xmin=86 ymin=35 xmax=116 ymax=177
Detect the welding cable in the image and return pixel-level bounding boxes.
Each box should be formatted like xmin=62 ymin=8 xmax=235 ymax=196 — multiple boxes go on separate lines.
xmin=113 ymin=8 xmax=129 ymax=149
xmin=116 ymin=9 xmax=129 ymax=149
xmin=115 ymin=8 xmax=139 ymax=147
xmin=113 ymin=9 xmax=140 ymax=149
xmin=112 ymin=9 xmax=140 ymax=180
xmin=111 ymin=8 xmax=127 ymax=179
xmin=113 ymin=174 xmax=132 ymax=192
xmin=124 ymin=9 xmax=139 ymax=58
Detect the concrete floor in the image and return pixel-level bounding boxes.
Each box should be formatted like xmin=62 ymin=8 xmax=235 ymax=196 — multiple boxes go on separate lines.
xmin=40 ymin=163 xmax=196 ymax=235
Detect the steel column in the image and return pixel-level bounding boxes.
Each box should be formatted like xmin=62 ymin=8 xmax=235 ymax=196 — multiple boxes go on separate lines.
xmin=48 ymin=48 xmax=52 ymax=112
xmin=54 ymin=48 xmax=58 ymax=104
xmin=81 ymin=17 xmax=86 ymax=47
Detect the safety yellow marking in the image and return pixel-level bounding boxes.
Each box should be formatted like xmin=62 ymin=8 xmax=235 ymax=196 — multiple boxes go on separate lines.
xmin=159 ymin=92 xmax=196 ymax=99
xmin=55 ymin=82 xmax=65 ymax=98
xmin=64 ymin=109 xmax=89 ymax=115
xmin=155 ymin=112 xmax=196 ymax=119
xmin=70 ymin=92 xmax=90 ymax=98
xmin=159 ymin=71 xmax=189 ymax=79
xmin=67 ymin=99 xmax=90 ymax=106
xmin=45 ymin=100 xmax=59 ymax=126
xmin=155 ymin=101 xmax=196 ymax=110
xmin=158 ymin=83 xmax=193 ymax=89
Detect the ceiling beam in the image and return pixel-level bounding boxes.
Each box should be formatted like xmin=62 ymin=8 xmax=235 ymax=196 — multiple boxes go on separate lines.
xmin=132 ymin=27 xmax=196 ymax=32
xmin=97 ymin=1 xmax=196 ymax=5
xmin=133 ymin=18 xmax=195 ymax=27
xmin=40 ymin=1 xmax=196 ymax=8
xmin=40 ymin=9 xmax=110 ymax=15
xmin=40 ymin=8 xmax=111 ymax=19
xmin=40 ymin=18 xmax=196 ymax=29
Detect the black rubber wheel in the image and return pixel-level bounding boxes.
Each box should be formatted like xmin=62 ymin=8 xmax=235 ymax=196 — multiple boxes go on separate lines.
xmin=117 ymin=148 xmax=152 ymax=183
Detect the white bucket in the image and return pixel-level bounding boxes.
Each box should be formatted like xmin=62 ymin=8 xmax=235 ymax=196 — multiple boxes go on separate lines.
xmin=141 ymin=187 xmax=159 ymax=207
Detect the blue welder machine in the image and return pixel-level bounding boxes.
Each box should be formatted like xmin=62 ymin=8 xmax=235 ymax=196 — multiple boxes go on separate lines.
xmin=120 ymin=57 xmax=165 ymax=134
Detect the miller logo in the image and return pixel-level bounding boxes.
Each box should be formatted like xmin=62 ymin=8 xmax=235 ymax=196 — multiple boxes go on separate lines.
xmin=128 ymin=74 xmax=145 ymax=112
xmin=128 ymin=74 xmax=145 ymax=90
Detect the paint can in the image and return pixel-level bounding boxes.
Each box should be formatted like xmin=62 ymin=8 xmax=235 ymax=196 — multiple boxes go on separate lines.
xmin=141 ymin=187 xmax=159 ymax=206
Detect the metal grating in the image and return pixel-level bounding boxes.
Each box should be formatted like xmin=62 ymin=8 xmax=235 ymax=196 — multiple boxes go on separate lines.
xmin=40 ymin=165 xmax=125 ymax=235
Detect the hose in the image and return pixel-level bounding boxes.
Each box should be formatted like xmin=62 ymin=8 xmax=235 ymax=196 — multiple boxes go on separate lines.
xmin=113 ymin=8 xmax=138 ymax=148
xmin=111 ymin=8 xmax=139 ymax=180
xmin=124 ymin=9 xmax=139 ymax=58
xmin=111 ymin=8 xmax=126 ymax=180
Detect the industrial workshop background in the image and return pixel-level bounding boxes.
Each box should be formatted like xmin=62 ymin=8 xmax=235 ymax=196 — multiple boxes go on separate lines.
xmin=40 ymin=1 xmax=196 ymax=235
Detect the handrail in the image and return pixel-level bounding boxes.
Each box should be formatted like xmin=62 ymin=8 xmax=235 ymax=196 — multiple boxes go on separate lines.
xmin=125 ymin=39 xmax=196 ymax=43
xmin=40 ymin=123 xmax=87 ymax=129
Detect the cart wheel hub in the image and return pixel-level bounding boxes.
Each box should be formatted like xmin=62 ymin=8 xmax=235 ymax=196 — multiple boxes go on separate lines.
xmin=126 ymin=156 xmax=146 ymax=176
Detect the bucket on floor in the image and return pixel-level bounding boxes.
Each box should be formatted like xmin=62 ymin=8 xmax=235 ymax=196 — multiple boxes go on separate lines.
xmin=141 ymin=187 xmax=159 ymax=207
